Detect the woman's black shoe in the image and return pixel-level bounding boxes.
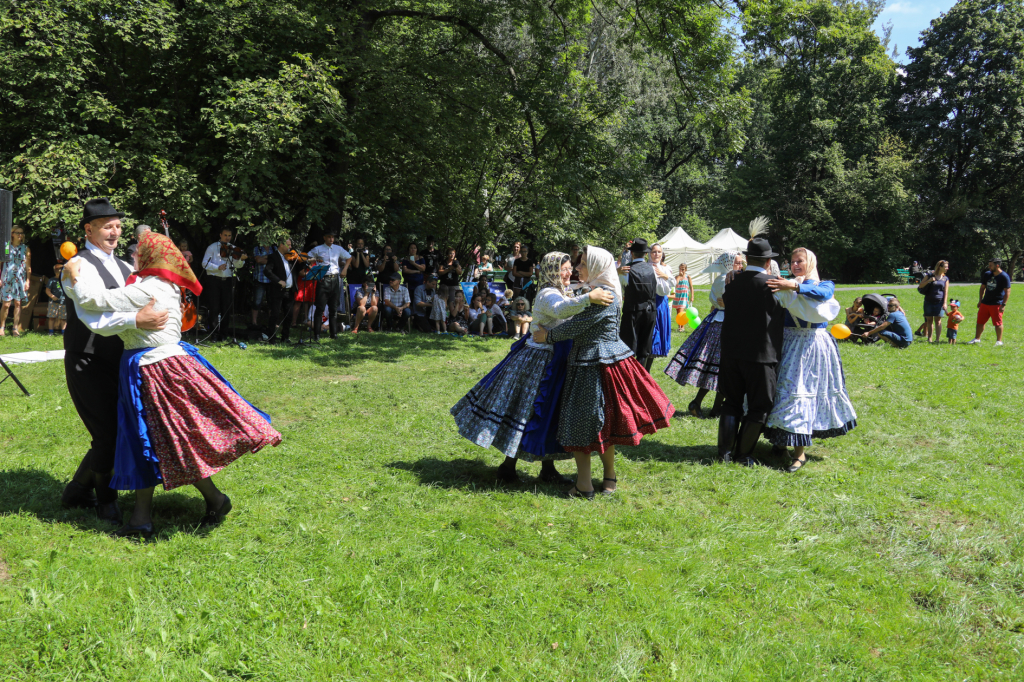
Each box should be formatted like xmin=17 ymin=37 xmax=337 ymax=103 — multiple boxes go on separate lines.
xmin=785 ymin=455 xmax=807 ymax=473
xmin=599 ymin=477 xmax=617 ymax=495
xmin=687 ymin=401 xmax=703 ymax=418
xmin=566 ymin=484 xmax=595 ymax=500
xmin=114 ymin=523 xmax=154 ymax=540
xmin=199 ymin=495 xmax=233 ymax=527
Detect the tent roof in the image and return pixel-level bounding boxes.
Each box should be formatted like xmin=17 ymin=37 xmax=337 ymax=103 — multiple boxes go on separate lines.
xmin=657 ymin=226 xmax=707 ymax=251
xmin=704 ymin=228 xmax=748 ymax=251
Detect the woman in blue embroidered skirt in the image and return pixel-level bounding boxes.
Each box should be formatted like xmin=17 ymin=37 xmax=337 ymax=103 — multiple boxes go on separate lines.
xmin=648 ymin=243 xmax=676 ymax=367
xmin=450 ymin=252 xmax=614 ymax=483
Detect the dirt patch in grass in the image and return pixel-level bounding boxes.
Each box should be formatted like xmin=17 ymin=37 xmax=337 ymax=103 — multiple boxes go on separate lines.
xmin=0 ymin=555 xmax=10 ymax=582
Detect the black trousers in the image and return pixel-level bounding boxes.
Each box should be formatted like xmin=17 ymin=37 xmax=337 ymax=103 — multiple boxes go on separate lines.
xmin=313 ymin=275 xmax=341 ymax=338
xmin=267 ymin=284 xmax=295 ymax=341
xmin=203 ymin=277 xmax=234 ymax=337
xmin=382 ymin=306 xmax=411 ymax=330
xmin=64 ymin=351 xmax=120 ymax=501
xmin=413 ymin=314 xmax=433 ymax=333
xmin=718 ymin=357 xmax=778 ymax=423
xmin=621 ymin=307 xmax=656 ymax=365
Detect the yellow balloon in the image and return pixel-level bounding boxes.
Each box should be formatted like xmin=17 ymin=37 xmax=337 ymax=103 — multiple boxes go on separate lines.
xmin=676 ymin=312 xmax=688 ymax=326
xmin=830 ymin=323 xmax=851 ymax=340
xmin=60 ymin=241 xmax=78 ymax=261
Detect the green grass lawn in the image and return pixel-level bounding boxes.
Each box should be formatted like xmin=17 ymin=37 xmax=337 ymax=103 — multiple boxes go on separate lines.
xmin=1 ymin=285 xmax=1022 ymax=680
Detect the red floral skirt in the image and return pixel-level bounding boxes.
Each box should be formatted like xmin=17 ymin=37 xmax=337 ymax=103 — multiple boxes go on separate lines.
xmin=566 ymin=357 xmax=674 ymax=454
xmin=140 ymin=355 xmax=282 ymax=490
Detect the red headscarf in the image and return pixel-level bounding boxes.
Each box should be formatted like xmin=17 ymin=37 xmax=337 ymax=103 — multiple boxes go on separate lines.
xmin=136 ymin=230 xmax=203 ymax=297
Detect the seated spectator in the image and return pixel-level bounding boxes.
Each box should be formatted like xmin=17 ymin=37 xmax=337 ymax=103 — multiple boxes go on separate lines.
xmin=46 ymin=264 xmax=68 ymax=335
xmin=481 ymin=292 xmax=507 ymax=336
xmin=352 ymin=276 xmax=379 ymax=333
xmin=467 ymin=295 xmax=485 ymax=335
xmin=381 ymin=272 xmax=411 ymax=332
xmin=860 ymin=296 xmax=913 ymax=348
xmin=845 ymin=296 xmax=865 ymax=326
xmin=506 ymin=296 xmax=532 ymax=339
xmin=412 ymin=274 xmax=439 ymax=333
xmin=448 ymin=296 xmax=470 ymax=336
xmin=430 ymin=284 xmax=449 ymax=333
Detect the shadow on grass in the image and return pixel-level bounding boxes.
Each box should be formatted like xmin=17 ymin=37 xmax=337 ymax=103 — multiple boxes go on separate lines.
xmin=387 ymin=457 xmax=571 ymax=497
xmin=0 ymin=468 xmax=217 ymax=540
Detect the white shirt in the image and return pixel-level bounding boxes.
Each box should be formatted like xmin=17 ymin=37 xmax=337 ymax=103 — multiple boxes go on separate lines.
xmin=202 ymin=242 xmax=246 ymax=278
xmin=308 ymin=244 xmax=351 ymax=276
xmin=65 ymin=240 xmax=137 ymax=336
xmin=526 ymin=288 xmax=591 ymax=349
xmin=277 ymin=251 xmax=294 ymax=288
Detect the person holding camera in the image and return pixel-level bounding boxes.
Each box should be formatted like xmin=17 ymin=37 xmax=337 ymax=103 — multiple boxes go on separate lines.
xmin=349 ymin=238 xmax=372 ymax=285
xmin=422 ymin=237 xmax=441 ymax=278
xmin=438 ymin=247 xmax=463 ymax=306
xmin=375 ymin=244 xmax=400 ymax=283
xmin=917 ymin=260 xmax=949 ymax=343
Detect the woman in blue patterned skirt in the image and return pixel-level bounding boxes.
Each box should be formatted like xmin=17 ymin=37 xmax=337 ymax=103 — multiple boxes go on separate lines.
xmin=764 ymin=248 xmax=857 ymax=472
xmin=450 ymin=252 xmax=613 ymax=483
xmin=647 ymin=243 xmax=676 ymax=368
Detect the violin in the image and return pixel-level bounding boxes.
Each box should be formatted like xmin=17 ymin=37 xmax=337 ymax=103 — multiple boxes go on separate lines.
xmin=220 ymin=243 xmax=246 ymax=260
xmin=162 ymin=209 xmax=198 ymax=332
xmin=285 ymin=249 xmax=311 ymax=263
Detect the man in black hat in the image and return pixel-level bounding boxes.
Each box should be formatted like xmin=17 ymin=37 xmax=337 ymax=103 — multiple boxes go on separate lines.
xmin=717 ymin=237 xmax=784 ymax=464
xmin=619 ymin=237 xmax=663 ymax=371
xmin=61 ymin=198 xmax=169 ymax=524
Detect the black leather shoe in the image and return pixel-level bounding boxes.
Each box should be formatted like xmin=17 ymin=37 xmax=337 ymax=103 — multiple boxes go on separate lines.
xmin=717 ymin=413 xmax=740 ymax=463
xmin=114 ymin=522 xmax=154 ymax=540
xmin=61 ymin=481 xmax=97 ymax=509
xmin=96 ymin=500 xmax=122 ymax=525
xmin=199 ymin=495 xmax=232 ymax=527
xmin=537 ymin=468 xmax=574 ymax=485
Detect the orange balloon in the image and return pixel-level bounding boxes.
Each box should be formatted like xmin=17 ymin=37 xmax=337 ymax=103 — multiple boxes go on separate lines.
xmin=60 ymin=241 xmax=78 ymax=261
xmin=676 ymin=312 xmax=688 ymax=326
xmin=830 ymin=323 xmax=851 ymax=340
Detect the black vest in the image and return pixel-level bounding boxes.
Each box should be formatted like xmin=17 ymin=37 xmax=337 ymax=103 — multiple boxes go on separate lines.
xmin=64 ymin=251 xmax=132 ymax=361
xmin=623 ymin=260 xmax=657 ymax=314
xmin=720 ymin=270 xmax=784 ymax=364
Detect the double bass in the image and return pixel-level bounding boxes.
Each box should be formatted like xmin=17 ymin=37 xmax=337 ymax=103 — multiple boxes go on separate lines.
xmin=161 ymin=210 xmax=198 ymax=332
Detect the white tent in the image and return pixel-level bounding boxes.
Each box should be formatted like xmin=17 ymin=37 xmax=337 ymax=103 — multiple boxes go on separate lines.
xmin=704 ymin=228 xmax=748 ymax=253
xmin=656 ymin=226 xmax=715 ymax=285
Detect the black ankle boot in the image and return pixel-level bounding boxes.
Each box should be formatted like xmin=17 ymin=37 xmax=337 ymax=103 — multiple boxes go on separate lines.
xmin=736 ymin=420 xmax=764 ymax=466
xmin=93 ymin=472 xmax=122 ymax=525
xmin=537 ymin=461 xmax=573 ymax=485
xmin=717 ymin=414 xmax=740 ymax=463
xmin=496 ymin=457 xmax=519 ymax=483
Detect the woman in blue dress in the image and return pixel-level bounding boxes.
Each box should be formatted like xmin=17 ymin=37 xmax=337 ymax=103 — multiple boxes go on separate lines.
xmin=764 ymin=248 xmax=857 ymax=472
xmin=647 ymin=243 xmax=675 ymax=370
xmin=450 ymin=252 xmax=614 ymax=483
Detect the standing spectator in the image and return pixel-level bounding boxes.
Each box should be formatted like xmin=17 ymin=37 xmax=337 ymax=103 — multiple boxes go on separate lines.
xmin=438 ymin=248 xmax=463 ymax=304
xmin=968 ymin=258 xmax=1011 ymax=346
xmin=422 ymin=237 xmax=441 ymax=277
xmin=351 ymin=275 xmax=379 ymax=333
xmin=672 ymin=263 xmax=693 ymax=331
xmin=946 ymin=299 xmax=964 ymax=344
xmin=349 ymin=237 xmax=372 ymax=285
xmin=479 ymin=254 xmax=494 ymax=273
xmin=382 ymin=272 xmax=412 ymax=332
xmin=176 ymin=238 xmax=193 ymax=266
xmin=0 ymin=224 xmax=31 ymax=337
xmin=918 ymin=260 xmax=949 ymax=343
xmin=200 ymin=227 xmax=248 ymax=340
xmin=375 ymin=244 xmax=400 ymax=283
xmin=307 ymin=229 xmax=351 ymax=341
xmin=46 ymin=264 xmax=68 ymax=335
xmin=430 ymin=284 xmax=449 ymax=333
xmin=504 ymin=242 xmax=521 ymax=288
xmin=250 ymin=243 xmax=273 ymax=329
xmin=402 ymin=243 xmax=426 ymax=290
xmin=511 ymin=244 xmax=535 ymax=298
xmin=264 ymin=236 xmax=298 ymax=343
xmin=467 ymin=244 xmax=482 ymax=281
xmin=861 ymin=297 xmax=913 ymax=348
xmin=412 ymin=274 xmax=439 ymax=332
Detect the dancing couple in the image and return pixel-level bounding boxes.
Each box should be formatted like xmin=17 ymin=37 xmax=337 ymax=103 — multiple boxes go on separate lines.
xmin=61 ymin=199 xmax=281 ymax=538
xmin=451 ymin=247 xmax=673 ymax=498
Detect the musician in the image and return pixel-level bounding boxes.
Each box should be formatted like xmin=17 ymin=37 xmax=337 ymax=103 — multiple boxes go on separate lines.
xmin=201 ymin=227 xmax=247 ymax=340
xmin=264 ymin=236 xmax=298 ymax=343
xmin=250 ymin=243 xmax=273 ymax=329
xmin=307 ymin=229 xmax=351 ymax=341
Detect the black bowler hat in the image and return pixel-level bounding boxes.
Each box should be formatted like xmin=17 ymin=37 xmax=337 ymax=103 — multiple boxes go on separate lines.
xmin=323 ymin=228 xmax=337 ymax=237
xmin=743 ymin=237 xmax=778 ymax=258
xmin=80 ymin=198 xmax=124 ymax=227
xmin=630 ymin=237 xmax=651 ymax=253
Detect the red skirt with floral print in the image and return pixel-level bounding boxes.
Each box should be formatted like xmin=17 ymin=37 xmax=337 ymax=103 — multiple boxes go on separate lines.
xmin=140 ymin=355 xmax=281 ymax=490
xmin=565 ymin=357 xmax=674 ymax=455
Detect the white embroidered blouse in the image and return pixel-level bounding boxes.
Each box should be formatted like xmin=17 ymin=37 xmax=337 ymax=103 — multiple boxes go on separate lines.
xmin=72 ymin=275 xmax=185 ymax=366
xmin=527 ymin=288 xmax=592 ymax=349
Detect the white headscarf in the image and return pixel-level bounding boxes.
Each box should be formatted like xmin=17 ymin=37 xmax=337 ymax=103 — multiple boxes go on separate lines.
xmin=583 ymin=246 xmax=622 ymax=299
xmin=793 ymin=247 xmax=820 ymax=283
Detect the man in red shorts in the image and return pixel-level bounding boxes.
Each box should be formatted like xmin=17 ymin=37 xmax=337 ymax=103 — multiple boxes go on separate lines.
xmin=968 ymin=258 xmax=1011 ymax=346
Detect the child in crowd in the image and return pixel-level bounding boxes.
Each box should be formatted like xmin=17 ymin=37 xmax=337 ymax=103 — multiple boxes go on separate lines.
xmin=506 ymin=296 xmax=533 ymax=340
xmin=946 ymin=299 xmax=964 ymax=344
xmin=483 ymin=293 xmax=507 ymax=336
xmin=46 ymin=264 xmax=67 ymax=335
xmin=448 ymin=296 xmax=470 ymax=336
xmin=176 ymin=238 xmax=193 ymax=265
xmin=467 ymin=295 xmax=484 ymax=335
xmin=430 ymin=284 xmax=449 ymax=333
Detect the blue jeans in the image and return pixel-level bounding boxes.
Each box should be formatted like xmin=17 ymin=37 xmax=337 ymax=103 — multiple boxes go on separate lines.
xmin=879 ymin=330 xmax=910 ymax=348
